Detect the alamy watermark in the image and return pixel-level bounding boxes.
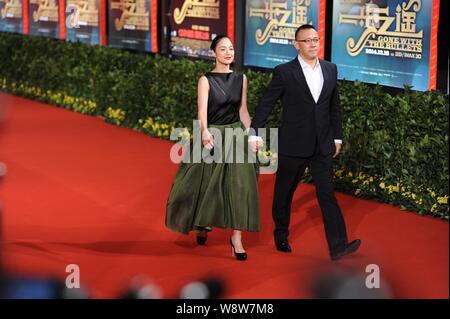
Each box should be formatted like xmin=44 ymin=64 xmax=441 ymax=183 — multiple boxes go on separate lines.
xmin=365 ymin=264 xmax=381 ymax=289
xmin=65 ymin=264 xmax=80 ymax=289
xmin=169 ymin=120 xmax=279 ymax=173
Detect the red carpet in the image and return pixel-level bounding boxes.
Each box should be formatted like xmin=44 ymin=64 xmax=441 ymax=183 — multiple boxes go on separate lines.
xmin=0 ymin=92 xmax=448 ymax=298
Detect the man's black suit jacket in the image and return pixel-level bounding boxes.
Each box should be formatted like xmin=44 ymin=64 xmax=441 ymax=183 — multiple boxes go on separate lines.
xmin=250 ymin=58 xmax=343 ymax=157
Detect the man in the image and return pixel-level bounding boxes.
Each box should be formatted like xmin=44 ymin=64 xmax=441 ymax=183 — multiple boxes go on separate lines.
xmin=249 ymin=25 xmax=361 ymax=261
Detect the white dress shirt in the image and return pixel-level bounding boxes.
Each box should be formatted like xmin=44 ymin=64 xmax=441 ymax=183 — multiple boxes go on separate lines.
xmin=298 ymin=55 xmax=342 ymax=144
xmin=249 ymin=56 xmax=342 ymax=145
xmin=298 ymin=55 xmax=323 ymax=104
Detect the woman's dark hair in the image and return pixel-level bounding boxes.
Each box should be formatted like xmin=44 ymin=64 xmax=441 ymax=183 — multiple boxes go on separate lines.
xmin=210 ymin=35 xmax=231 ymax=51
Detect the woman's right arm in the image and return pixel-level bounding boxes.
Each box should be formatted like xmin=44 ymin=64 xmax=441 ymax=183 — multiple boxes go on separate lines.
xmin=197 ymin=76 xmax=214 ymax=148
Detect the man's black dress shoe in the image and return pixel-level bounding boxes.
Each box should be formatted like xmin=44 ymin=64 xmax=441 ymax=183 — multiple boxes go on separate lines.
xmin=330 ymin=239 xmax=361 ymax=261
xmin=196 ymin=232 xmax=207 ymax=245
xmin=275 ymin=239 xmax=292 ymax=253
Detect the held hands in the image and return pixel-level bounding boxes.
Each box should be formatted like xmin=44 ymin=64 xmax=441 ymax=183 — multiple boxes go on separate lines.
xmin=203 ymin=129 xmax=265 ymax=152
xmin=248 ymin=136 xmax=264 ymax=153
xmin=202 ymin=130 xmax=214 ymax=150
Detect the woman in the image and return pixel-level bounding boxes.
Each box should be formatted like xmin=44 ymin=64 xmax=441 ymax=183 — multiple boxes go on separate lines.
xmin=165 ymin=35 xmax=260 ymax=261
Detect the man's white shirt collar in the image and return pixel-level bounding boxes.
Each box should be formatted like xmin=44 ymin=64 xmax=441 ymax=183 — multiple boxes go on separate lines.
xmin=298 ymin=55 xmax=321 ymax=71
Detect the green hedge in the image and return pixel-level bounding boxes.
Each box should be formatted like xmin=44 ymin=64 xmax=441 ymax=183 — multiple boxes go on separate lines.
xmin=0 ymin=32 xmax=448 ymax=219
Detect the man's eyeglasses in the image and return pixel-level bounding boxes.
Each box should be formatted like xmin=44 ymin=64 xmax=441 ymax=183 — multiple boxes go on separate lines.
xmin=295 ymin=38 xmax=320 ymax=45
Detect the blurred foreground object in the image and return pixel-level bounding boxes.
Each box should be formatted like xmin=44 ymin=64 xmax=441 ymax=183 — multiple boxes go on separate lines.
xmin=311 ymin=267 xmax=393 ymax=299
xmin=121 ymin=275 xmax=163 ymax=299
xmin=179 ymin=277 xmax=225 ymax=299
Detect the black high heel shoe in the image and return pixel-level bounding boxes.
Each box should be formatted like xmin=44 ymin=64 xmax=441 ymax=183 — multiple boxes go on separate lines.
xmin=196 ymin=232 xmax=207 ymax=245
xmin=230 ymin=239 xmax=247 ymax=261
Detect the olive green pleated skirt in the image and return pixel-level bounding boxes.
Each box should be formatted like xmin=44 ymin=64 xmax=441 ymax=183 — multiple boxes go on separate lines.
xmin=166 ymin=121 xmax=260 ymax=234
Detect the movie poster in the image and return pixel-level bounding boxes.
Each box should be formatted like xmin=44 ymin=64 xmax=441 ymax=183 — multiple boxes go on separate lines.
xmin=331 ymin=0 xmax=440 ymax=91
xmin=28 ymin=0 xmax=64 ymax=39
xmin=65 ymin=0 xmax=106 ymax=45
xmin=244 ymin=0 xmax=325 ymax=68
xmin=169 ymin=0 xmax=234 ymax=59
xmin=108 ymin=0 xmax=158 ymax=52
xmin=0 ymin=0 xmax=24 ymax=34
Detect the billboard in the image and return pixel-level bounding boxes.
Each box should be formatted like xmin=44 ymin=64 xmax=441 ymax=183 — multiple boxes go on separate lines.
xmin=331 ymin=0 xmax=440 ymax=91
xmin=28 ymin=0 xmax=65 ymax=39
xmin=244 ymin=0 xmax=326 ymax=68
xmin=108 ymin=0 xmax=158 ymax=52
xmin=65 ymin=0 xmax=106 ymax=45
xmin=0 ymin=0 xmax=25 ymax=33
xmin=168 ymin=0 xmax=234 ymax=59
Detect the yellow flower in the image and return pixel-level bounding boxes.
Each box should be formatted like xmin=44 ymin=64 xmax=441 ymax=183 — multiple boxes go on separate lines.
xmin=430 ymin=204 xmax=438 ymax=213
xmin=334 ymin=170 xmax=343 ymax=177
xmin=437 ymin=196 xmax=448 ymax=204
xmin=178 ymin=130 xmax=190 ymax=140
xmin=143 ymin=121 xmax=151 ymax=129
xmin=106 ymin=107 xmax=125 ymax=121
